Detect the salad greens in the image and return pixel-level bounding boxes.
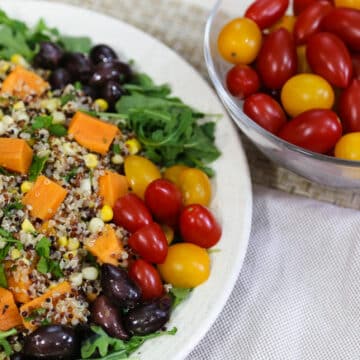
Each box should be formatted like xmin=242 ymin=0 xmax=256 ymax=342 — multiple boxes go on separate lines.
xmin=35 ymin=237 xmax=63 ymax=279
xmin=0 ymin=9 xmax=92 ymax=60
xmin=0 ymin=329 xmax=17 ymax=356
xmin=81 ymin=326 xmax=177 ymax=360
xmin=29 ymin=154 xmax=49 ymax=181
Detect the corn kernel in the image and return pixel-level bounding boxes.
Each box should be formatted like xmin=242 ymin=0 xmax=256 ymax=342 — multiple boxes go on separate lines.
xmin=52 ymin=111 xmax=66 ymax=125
xmin=82 ymin=266 xmax=98 ymax=280
xmin=162 ymin=224 xmax=175 ymax=244
xmin=94 ymin=98 xmax=109 ymax=112
xmin=0 ymin=61 xmax=10 ymax=74
xmin=13 ymin=101 xmax=25 ymax=111
xmin=88 ymin=217 xmax=104 ymax=234
xmin=63 ymin=250 xmax=78 ymax=260
xmin=10 ymin=248 xmax=21 ymax=260
xmin=125 ymin=138 xmax=142 ymax=155
xmin=10 ymin=54 xmax=28 ymax=67
xmin=21 ymin=181 xmax=33 ymax=194
xmin=100 ymin=205 xmax=113 ymax=222
xmin=84 ymin=154 xmax=98 ymax=169
xmin=57 ymin=236 xmax=68 ymax=248
xmin=111 ymin=154 xmax=124 ymax=165
xmin=69 ymin=272 xmax=83 ymax=286
xmin=21 ymin=219 xmax=35 ymax=233
xmin=67 ymin=238 xmax=80 ymax=251
xmin=40 ymin=98 xmax=61 ymax=112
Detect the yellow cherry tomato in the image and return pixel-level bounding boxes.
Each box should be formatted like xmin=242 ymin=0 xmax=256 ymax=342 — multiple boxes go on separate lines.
xmin=270 ymin=15 xmax=297 ymax=33
xmin=281 ymin=74 xmax=335 ymax=117
xmin=158 ymin=243 xmax=210 ymax=288
xmin=296 ymin=46 xmax=312 ymax=74
xmin=124 ymin=155 xmax=161 ymax=199
xmin=163 ymin=165 xmax=188 ymax=187
xmin=335 ymin=0 xmax=360 ymax=9
xmin=334 ymin=133 xmax=360 ymax=160
xmin=218 ymin=17 xmax=262 ymax=64
xmin=161 ymin=224 xmax=175 ymax=244
xmin=179 ymin=168 xmax=212 ymax=207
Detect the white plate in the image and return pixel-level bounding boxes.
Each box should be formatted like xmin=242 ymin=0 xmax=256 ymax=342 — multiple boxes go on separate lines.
xmin=0 ymin=1 xmax=253 ymax=359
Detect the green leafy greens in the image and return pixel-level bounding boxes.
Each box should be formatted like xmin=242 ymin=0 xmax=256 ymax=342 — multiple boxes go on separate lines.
xmin=29 ymin=154 xmax=49 ymax=181
xmin=80 ymin=326 xmax=177 ymax=360
xmin=0 ymin=9 xmax=92 ymax=61
xmin=31 ymin=115 xmax=68 ymax=137
xmin=169 ymin=287 xmax=192 ymax=308
xmin=0 ymin=329 xmax=17 ymax=356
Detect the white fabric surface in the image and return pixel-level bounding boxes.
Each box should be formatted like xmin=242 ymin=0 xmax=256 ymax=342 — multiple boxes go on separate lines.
xmin=188 ymin=185 xmax=360 ymax=360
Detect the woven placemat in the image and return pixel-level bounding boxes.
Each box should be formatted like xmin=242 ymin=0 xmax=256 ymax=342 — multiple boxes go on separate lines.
xmin=45 ymin=0 xmax=360 ymax=209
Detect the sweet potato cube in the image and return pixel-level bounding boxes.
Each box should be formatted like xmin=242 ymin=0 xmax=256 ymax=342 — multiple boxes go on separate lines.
xmin=85 ymin=225 xmax=124 ymax=266
xmin=99 ymin=171 xmax=129 ymax=207
xmin=0 ymin=138 xmax=33 ymax=174
xmin=22 ymin=175 xmax=67 ymax=220
xmin=68 ymin=112 xmax=119 ymax=154
xmin=1 ymin=66 xmax=49 ymax=98
xmin=0 ymin=288 xmax=23 ymax=331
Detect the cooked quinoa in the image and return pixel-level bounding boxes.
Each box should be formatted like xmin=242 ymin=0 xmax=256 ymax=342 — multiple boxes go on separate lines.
xmin=0 ymin=61 xmax=135 ymax=348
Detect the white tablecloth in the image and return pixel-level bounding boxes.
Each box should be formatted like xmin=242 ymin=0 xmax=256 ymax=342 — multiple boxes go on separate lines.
xmin=188 ymin=186 xmax=360 ymax=359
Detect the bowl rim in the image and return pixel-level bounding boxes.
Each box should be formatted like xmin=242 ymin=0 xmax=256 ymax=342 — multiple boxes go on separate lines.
xmin=203 ymin=0 xmax=360 ymax=169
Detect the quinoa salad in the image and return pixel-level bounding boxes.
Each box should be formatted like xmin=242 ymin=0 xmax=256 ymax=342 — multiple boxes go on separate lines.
xmin=0 ymin=9 xmax=222 ymax=360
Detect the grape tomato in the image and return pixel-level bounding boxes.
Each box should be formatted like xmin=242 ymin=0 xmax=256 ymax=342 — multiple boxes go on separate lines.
xmin=226 ymin=64 xmax=260 ymax=99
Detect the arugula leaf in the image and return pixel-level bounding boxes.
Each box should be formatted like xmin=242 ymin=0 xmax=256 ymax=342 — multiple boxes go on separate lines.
xmin=0 ymin=328 xmax=17 ymax=356
xmin=60 ymin=35 xmax=92 ymax=53
xmin=3 ymin=201 xmax=24 ymax=217
xmin=169 ymin=287 xmax=192 ymax=308
xmin=32 ymin=115 xmax=53 ymax=130
xmin=35 ymin=237 xmax=63 ymax=278
xmin=0 ymin=227 xmax=23 ymax=259
xmin=60 ymin=92 xmax=76 ymax=106
xmin=0 ymin=263 xmax=7 ymax=288
xmin=0 ymin=25 xmax=33 ymax=60
xmin=29 ymin=155 xmax=48 ymax=181
xmin=81 ymin=326 xmax=177 ymax=360
xmin=49 ymin=124 xmax=67 ymax=137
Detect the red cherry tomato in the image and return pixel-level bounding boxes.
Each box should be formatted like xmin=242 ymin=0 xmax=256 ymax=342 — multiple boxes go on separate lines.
xmin=321 ymin=8 xmax=360 ymax=52
xmin=128 ymin=259 xmax=164 ymax=300
xmin=257 ymin=28 xmax=297 ymax=89
xmin=278 ymin=109 xmax=342 ymax=153
xmin=179 ymin=204 xmax=222 ymax=249
xmin=245 ymin=0 xmax=289 ymax=30
xmin=293 ymin=0 xmax=333 ymax=15
xmin=306 ymin=32 xmax=352 ymax=88
xmin=339 ymin=79 xmax=360 ymax=133
xmin=352 ymin=54 xmax=360 ymax=79
xmin=243 ymin=93 xmax=287 ymax=134
xmin=144 ymin=179 xmax=183 ymax=226
xmin=226 ymin=64 xmax=260 ymax=99
xmin=293 ymin=1 xmax=333 ymax=45
xmin=128 ymin=222 xmax=168 ymax=264
xmin=113 ymin=194 xmax=152 ymax=233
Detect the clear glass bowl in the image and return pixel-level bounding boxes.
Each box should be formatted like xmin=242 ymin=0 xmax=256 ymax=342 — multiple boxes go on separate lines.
xmin=204 ymin=0 xmax=360 ymax=188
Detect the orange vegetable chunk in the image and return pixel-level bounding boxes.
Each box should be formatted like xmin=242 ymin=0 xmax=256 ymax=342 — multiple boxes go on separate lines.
xmin=0 ymin=138 xmax=33 ymax=174
xmin=68 ymin=111 xmax=119 ymax=154
xmin=20 ymin=282 xmax=71 ymax=331
xmin=1 ymin=66 xmax=49 ymax=99
xmin=85 ymin=225 xmax=124 ymax=266
xmin=99 ymin=171 xmax=129 ymax=207
xmin=22 ymin=175 xmax=67 ymax=220
xmin=5 ymin=260 xmax=33 ymax=304
xmin=0 ymin=288 xmax=23 ymax=331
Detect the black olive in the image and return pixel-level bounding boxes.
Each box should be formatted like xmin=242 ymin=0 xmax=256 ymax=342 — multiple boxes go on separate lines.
xmin=49 ymin=68 xmax=72 ymax=90
xmin=91 ymin=295 xmax=129 ymax=340
xmin=101 ymin=264 xmax=141 ymax=308
xmin=62 ymin=52 xmax=93 ymax=83
xmin=10 ymin=353 xmax=29 ymax=360
xmin=90 ymin=44 xmax=118 ymax=65
xmin=89 ymin=61 xmax=132 ymax=87
xmin=100 ymin=81 xmax=125 ymax=109
xmin=33 ymin=42 xmax=64 ymax=70
xmin=82 ymin=84 xmax=98 ymax=99
xmin=123 ymin=295 xmax=172 ymax=336
xmin=22 ymin=325 xmax=79 ymax=360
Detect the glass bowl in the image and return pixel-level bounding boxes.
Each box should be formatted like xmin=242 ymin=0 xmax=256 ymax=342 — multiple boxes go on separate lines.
xmin=204 ymin=0 xmax=360 ymax=188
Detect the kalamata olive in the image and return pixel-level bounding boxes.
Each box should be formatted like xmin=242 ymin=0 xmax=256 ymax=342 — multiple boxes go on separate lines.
xmin=101 ymin=264 xmax=141 ymax=308
xmin=123 ymin=295 xmax=172 ymax=336
xmin=62 ymin=52 xmax=93 ymax=83
xmin=82 ymin=84 xmax=98 ymax=99
xmin=49 ymin=68 xmax=72 ymax=90
xmin=10 ymin=353 xmax=29 ymax=360
xmin=89 ymin=61 xmax=132 ymax=87
xmin=100 ymin=80 xmax=125 ymax=108
xmin=33 ymin=42 xmax=64 ymax=70
xmin=22 ymin=325 xmax=79 ymax=360
xmin=90 ymin=44 xmax=118 ymax=65
xmin=91 ymin=295 xmax=129 ymax=340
